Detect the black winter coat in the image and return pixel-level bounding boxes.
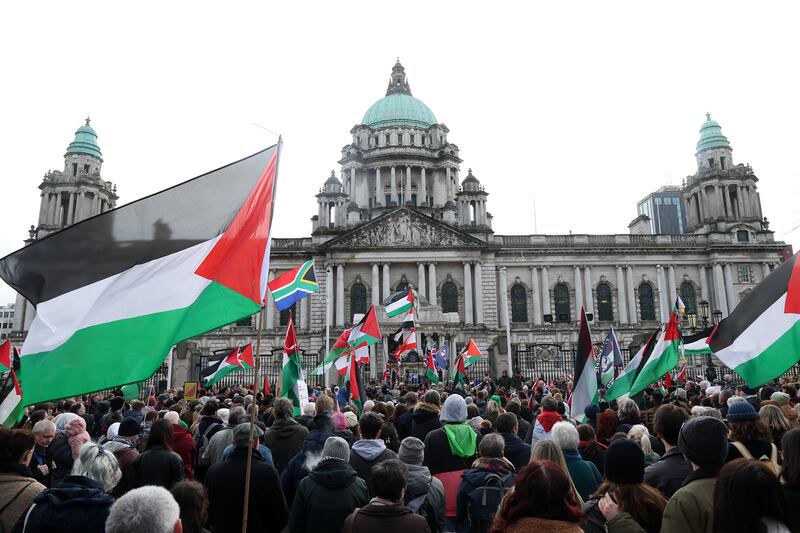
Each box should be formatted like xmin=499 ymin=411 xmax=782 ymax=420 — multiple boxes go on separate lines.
xmin=499 ymin=432 xmax=531 ymax=471
xmin=48 ymin=436 xmax=74 ymax=484
xmin=643 ymin=447 xmax=693 ymax=498
xmin=288 ymin=458 xmax=368 ymax=533
xmin=395 ymin=409 xmax=414 ymax=440
xmin=263 ymin=418 xmax=308 ymax=473
xmin=126 ymin=444 xmax=185 ymax=490
xmin=410 ymin=404 xmax=442 ymax=442
xmin=205 ymin=447 xmax=288 ymax=533
xmin=12 ymin=475 xmax=113 ymax=533
xmin=423 ymin=425 xmax=482 ymax=475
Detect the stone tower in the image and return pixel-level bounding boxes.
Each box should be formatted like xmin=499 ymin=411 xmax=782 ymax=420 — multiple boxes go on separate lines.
xmin=312 ymin=171 xmax=348 ymax=232
xmin=456 ymin=169 xmax=492 ymax=232
xmin=684 ymin=114 xmax=771 ymax=242
xmin=13 ymin=118 xmax=118 ymax=331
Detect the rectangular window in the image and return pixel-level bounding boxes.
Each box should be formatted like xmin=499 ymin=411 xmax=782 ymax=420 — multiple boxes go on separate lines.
xmin=737 ymin=265 xmax=752 ymax=283
xmin=720 ymin=157 xmax=726 ymax=169
xmin=83 ymin=164 xmax=90 ymax=173
xmin=737 ymin=230 xmax=750 ymax=242
xmin=72 ymin=163 xmax=78 ymax=176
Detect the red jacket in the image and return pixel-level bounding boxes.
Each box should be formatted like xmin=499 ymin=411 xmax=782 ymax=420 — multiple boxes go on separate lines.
xmin=171 ymin=424 xmax=197 ymax=479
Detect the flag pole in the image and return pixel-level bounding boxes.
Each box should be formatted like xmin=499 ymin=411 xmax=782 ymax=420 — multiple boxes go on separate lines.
xmin=325 ymin=265 xmax=331 ymax=390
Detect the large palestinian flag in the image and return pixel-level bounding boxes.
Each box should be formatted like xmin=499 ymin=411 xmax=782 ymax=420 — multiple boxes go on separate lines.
xmin=629 ymin=312 xmax=680 ymax=396
xmin=711 ymin=253 xmax=800 ymax=386
xmin=606 ymin=330 xmax=657 ymax=401
xmin=570 ymin=307 xmax=597 ymax=423
xmin=0 ymin=146 xmax=278 ymax=405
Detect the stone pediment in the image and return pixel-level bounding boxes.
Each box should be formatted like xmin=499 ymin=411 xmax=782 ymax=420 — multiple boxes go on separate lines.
xmin=321 ymin=207 xmax=486 ymax=249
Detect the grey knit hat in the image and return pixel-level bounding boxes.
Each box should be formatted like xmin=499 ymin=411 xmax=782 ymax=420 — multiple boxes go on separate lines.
xmin=398 ymin=437 xmax=425 ymax=465
xmin=323 ymin=436 xmax=350 ymax=462
xmin=440 ymin=394 xmax=467 ymax=423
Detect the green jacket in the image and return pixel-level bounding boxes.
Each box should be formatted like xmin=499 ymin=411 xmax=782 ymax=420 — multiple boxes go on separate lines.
xmin=606 ymin=512 xmax=646 ymax=533
xmin=661 ymin=477 xmax=716 ymax=533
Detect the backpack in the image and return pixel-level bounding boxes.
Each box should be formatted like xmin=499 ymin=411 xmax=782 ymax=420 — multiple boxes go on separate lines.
xmin=731 ymin=441 xmax=780 ymax=476
xmin=194 ymin=422 xmax=219 ymax=466
xmin=467 ymin=472 xmax=513 ymax=533
xmin=406 ymin=491 xmax=438 ymax=532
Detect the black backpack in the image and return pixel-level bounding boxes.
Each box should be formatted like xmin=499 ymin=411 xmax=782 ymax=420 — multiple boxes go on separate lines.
xmin=193 ymin=422 xmax=219 ymax=466
xmin=467 ymin=471 xmax=513 ymax=533
xmin=406 ymin=490 xmax=438 ymax=532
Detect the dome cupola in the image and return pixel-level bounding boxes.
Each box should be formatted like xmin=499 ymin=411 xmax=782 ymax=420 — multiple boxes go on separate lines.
xmin=66 ymin=117 xmax=102 ymax=159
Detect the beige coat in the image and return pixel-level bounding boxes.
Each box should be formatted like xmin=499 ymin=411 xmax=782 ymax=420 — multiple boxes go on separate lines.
xmin=0 ymin=468 xmax=46 ymax=532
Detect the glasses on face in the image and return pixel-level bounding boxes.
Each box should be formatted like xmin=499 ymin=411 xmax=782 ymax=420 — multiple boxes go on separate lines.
xmin=40 ymin=434 xmax=56 ymax=440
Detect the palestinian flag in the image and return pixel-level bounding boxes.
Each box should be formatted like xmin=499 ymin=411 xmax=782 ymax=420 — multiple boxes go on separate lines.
xmin=348 ymin=306 xmax=381 ymax=359
xmin=629 ymin=312 xmax=681 ymax=396
xmin=597 ymin=326 xmax=621 ymax=388
xmin=263 ymin=372 xmax=271 ymax=395
xmin=462 ymin=338 xmax=481 ymax=367
xmin=386 ymin=288 xmax=414 ymax=318
xmin=310 ymin=328 xmax=352 ymax=376
xmin=683 ymin=327 xmax=714 ymax=355
xmin=711 ymin=253 xmax=800 ymax=387
xmin=570 ymin=307 xmax=598 ymax=423
xmin=451 ymin=353 xmax=468 ymax=388
xmin=203 ymin=346 xmax=242 ymax=387
xmin=345 ymin=351 xmax=363 ymax=415
xmin=0 ymin=146 xmax=278 ymax=405
xmin=280 ymin=315 xmax=303 ymax=415
xmin=0 ymin=346 xmax=22 ymax=427
xmin=393 ymin=329 xmax=416 ymax=359
xmin=426 ymin=350 xmax=440 ymax=384
xmin=606 ymin=331 xmax=657 ymax=401
xmin=0 ymin=340 xmax=10 ymax=373
xmin=675 ymin=361 xmax=687 ymax=383
xmin=267 ymin=259 xmax=318 ymax=311
xmin=237 ymin=343 xmax=255 ymax=369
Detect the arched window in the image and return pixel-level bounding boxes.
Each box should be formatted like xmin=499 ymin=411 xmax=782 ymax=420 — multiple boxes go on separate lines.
xmin=639 ymin=283 xmax=655 ymax=321
xmin=351 ymin=283 xmax=367 ymax=319
xmin=597 ymin=282 xmax=613 ymax=321
xmin=511 ymin=284 xmax=528 ymax=323
xmin=279 ymin=303 xmax=296 ymax=327
xmin=442 ymin=282 xmax=458 ymax=313
xmin=554 ymin=283 xmax=570 ymax=322
xmin=680 ymin=281 xmax=697 ymax=314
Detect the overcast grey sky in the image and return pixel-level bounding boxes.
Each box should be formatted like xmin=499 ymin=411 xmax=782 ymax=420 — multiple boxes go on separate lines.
xmin=2 ymin=1 xmax=799 ymax=304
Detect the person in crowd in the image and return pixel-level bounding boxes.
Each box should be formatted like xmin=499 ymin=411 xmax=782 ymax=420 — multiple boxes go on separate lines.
xmin=581 ymin=439 xmax=667 ymax=533
xmin=126 ymin=418 xmax=185 ymax=490
xmin=466 ymin=403 xmax=485 ymax=433
xmin=142 ymin=410 xmax=158 ymax=442
xmin=725 ymin=400 xmax=777 ymax=468
xmin=596 ymin=408 xmax=619 ymax=445
xmin=584 ymin=404 xmax=600 ymax=431
xmin=525 ymin=395 xmax=561 ymax=445
xmin=296 ymin=402 xmax=316 ymax=428
xmin=281 ymin=394 xmax=335 ymax=506
xmin=781 ymin=428 xmax=800 ymax=531
xmin=771 ymin=391 xmax=799 ymax=427
xmin=532 ymin=439 xmax=585 ymax=506
xmin=455 ymin=433 xmax=516 ymax=533
xmin=344 ymin=411 xmax=361 ymax=440
xmin=713 ymin=458 xmax=791 ymax=533
xmin=627 ymin=424 xmax=660 ymax=466
xmin=201 ymin=405 xmax=246 ymax=468
xmin=50 ymin=413 xmax=83 ymax=485
xmin=102 ymin=418 xmax=141 ymax=488
xmin=397 ymin=436 xmax=445 ymax=532
xmin=171 ymin=480 xmax=210 ymax=533
xmin=495 ymin=412 xmax=531 ymax=470
xmin=424 ymin=394 xmax=482 ymax=475
xmin=105 ymin=485 xmax=181 ymax=533
xmin=350 ymin=411 xmax=398 ymax=492
xmin=15 ymin=442 xmax=120 ymax=533
xmin=616 ymin=398 xmax=643 ymax=434
xmin=343 ymin=459 xmax=429 ymax=532
xmin=551 ymin=421 xmax=602 ymax=501
xmin=483 ymin=399 xmax=501 ymax=426
xmin=122 ymin=400 xmax=145 ymax=427
xmin=164 ymin=411 xmax=196 ymax=479
xmin=395 ymin=392 xmax=417 ymax=440
xmin=411 ymin=390 xmax=442 ymax=442
xmin=100 ymin=397 xmax=125 ymax=435
xmin=28 ymin=419 xmax=56 ymax=487
xmin=206 ymin=422 xmax=288 ymax=533
xmin=491 ymin=460 xmax=583 ymax=532
xmin=643 ymin=403 xmax=691 ymax=498
xmin=70 ymin=401 xmax=95 ymax=437
xmin=760 ymin=404 xmax=791 ymax=451
xmin=289 ymin=436 xmax=368 ymax=533
xmin=193 ymin=400 xmax=224 ymax=481
xmin=0 ymin=429 xmax=45 ymax=531
xmin=264 ymin=397 xmax=309 ymax=473
xmin=661 ymin=416 xmax=729 ymax=533
xmin=332 ymin=411 xmax=356 ymax=446
xmin=375 ymin=405 xmax=401 ymax=453
xmin=577 ymin=424 xmax=606 ymax=476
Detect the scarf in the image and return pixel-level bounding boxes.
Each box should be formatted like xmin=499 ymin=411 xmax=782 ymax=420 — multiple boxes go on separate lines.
xmin=537 ymin=410 xmax=563 ymax=432
xmin=443 ymin=423 xmax=477 ymax=457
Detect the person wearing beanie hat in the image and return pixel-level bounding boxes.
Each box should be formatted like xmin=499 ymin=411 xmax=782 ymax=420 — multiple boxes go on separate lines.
xmin=102 ymin=418 xmax=141 ymax=484
xmin=398 ymin=437 xmax=446 ymax=531
xmin=288 ymin=436 xmax=368 ymax=533
xmin=423 ymin=394 xmax=483 ymax=475
xmin=726 ymin=400 xmax=778 ymax=467
xmin=410 ymin=389 xmax=442 ymax=442
xmin=771 ymin=391 xmax=791 ymax=406
xmin=661 ymin=416 xmax=729 ymax=533
xmin=332 ymin=411 xmax=356 ymax=447
xmin=580 ymin=439 xmax=667 ymax=533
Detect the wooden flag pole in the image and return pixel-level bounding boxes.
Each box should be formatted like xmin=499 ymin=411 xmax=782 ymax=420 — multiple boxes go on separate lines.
xmin=241 ymin=305 xmax=265 ymax=533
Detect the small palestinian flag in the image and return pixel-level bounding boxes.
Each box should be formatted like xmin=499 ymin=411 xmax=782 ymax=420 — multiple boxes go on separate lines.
xmin=462 ymin=339 xmax=481 ymax=367
xmin=629 ymin=312 xmax=680 ymax=396
xmin=451 ymin=353 xmax=468 ymax=388
xmin=711 ymin=252 xmax=800 ymax=387
xmin=280 ymin=315 xmax=303 ymax=416
xmin=0 ymin=146 xmax=278 ymax=405
xmin=203 ymin=347 xmax=242 ymax=387
xmin=0 ymin=346 xmax=22 ymax=427
xmin=238 ymin=343 xmax=255 ymax=369
xmin=606 ymin=331 xmax=657 ymax=401
xmin=0 ymin=340 xmax=11 ymax=373
xmin=386 ymin=288 xmax=414 ymax=318
xmin=426 ymin=350 xmax=440 ymax=384
xmin=311 ymin=328 xmax=352 ymax=376
xmin=345 ymin=351 xmax=363 ymax=415
xmin=267 ymin=259 xmax=318 ymax=312
xmin=348 ymin=306 xmax=381 ymax=358
xmin=682 ymin=327 xmax=714 ymax=355
xmin=675 ymin=361 xmax=687 ymax=383
xmin=570 ymin=307 xmax=598 ymax=423
xmin=597 ymin=326 xmax=621 ymax=388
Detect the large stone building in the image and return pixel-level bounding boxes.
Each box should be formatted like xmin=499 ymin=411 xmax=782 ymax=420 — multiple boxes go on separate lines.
xmin=11 ymin=62 xmax=786 ymax=387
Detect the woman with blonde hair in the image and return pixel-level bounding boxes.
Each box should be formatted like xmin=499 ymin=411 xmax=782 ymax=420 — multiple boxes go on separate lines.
xmin=531 ymin=439 xmax=585 ymax=506
xmin=760 ymin=404 xmax=792 ymax=451
xmin=627 ymin=424 xmax=660 ymax=466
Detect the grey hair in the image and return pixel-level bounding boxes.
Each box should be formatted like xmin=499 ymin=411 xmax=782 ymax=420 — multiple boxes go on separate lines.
xmin=54 ymin=412 xmax=79 ymax=434
xmin=302 ymin=402 xmax=316 ymax=417
xmin=617 ymin=398 xmax=641 ymax=420
xmin=105 ymin=486 xmax=180 ymax=533
xmin=485 ymin=399 xmax=499 ymax=414
xmin=551 ymin=421 xmax=580 ymax=451
xmin=479 ymin=432 xmax=505 ymax=458
xmin=32 ymin=419 xmax=56 ymax=434
xmin=227 ymin=406 xmax=247 ymax=427
xmin=275 ymin=397 xmax=296 ymax=420
xmin=72 ymin=442 xmax=122 ymax=492
xmin=627 ymin=424 xmax=653 ymax=455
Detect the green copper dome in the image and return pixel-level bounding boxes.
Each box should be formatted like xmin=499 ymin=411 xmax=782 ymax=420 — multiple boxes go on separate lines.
xmin=361 ymin=60 xmax=437 ymax=128
xmin=66 ymin=117 xmax=102 ymax=159
xmin=696 ymin=113 xmax=730 ymax=154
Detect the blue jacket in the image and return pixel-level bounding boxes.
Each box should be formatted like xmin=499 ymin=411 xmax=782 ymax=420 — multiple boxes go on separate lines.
xmin=563 ymin=448 xmax=602 ymax=501
xmin=499 ymin=433 xmax=531 ymax=471
xmin=12 ymin=475 xmax=113 ymax=533
xmin=280 ymin=414 xmax=333 ymax=506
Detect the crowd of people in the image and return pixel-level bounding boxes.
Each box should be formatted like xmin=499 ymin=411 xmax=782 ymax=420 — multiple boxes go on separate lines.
xmin=1 ymin=372 xmax=799 ymax=533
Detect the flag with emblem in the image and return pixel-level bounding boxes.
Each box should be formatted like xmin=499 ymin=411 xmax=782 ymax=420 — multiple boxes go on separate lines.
xmin=267 ymin=259 xmax=318 ymax=312
xmin=462 ymin=339 xmax=481 ymax=367
xmin=597 ymin=326 xmax=621 ymax=388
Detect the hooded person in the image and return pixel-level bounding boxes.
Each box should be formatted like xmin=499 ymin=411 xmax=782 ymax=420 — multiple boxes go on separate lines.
xmin=423 ymin=394 xmax=483 ymax=475
xmin=103 ymin=418 xmax=141 ymax=483
xmin=264 ymin=397 xmax=309 ymax=474
xmin=105 ymin=485 xmax=181 ymax=533
xmin=398 ymin=436 xmax=445 ymax=532
xmin=349 ymin=412 xmax=398 ymax=494
xmin=164 ymin=411 xmax=196 ymax=479
xmin=661 ymin=416 xmax=729 ymax=533
xmin=524 ymin=395 xmax=562 ymax=445
xmin=288 ymin=436 xmax=368 ymax=533
xmin=49 ymin=413 xmax=82 ymax=484
xmin=411 ymin=390 xmax=443 ymax=442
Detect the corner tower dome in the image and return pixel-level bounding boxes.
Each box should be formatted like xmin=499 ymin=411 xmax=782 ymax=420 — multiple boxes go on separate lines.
xmin=695 ymin=112 xmax=731 ymax=155
xmin=361 ymin=60 xmax=437 ymax=128
xmin=66 ymin=117 xmax=103 ymax=159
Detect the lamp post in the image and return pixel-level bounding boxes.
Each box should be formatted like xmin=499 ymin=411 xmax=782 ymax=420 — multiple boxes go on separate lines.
xmin=698 ymin=300 xmax=710 ymax=328
xmin=712 ymin=310 xmax=723 ymax=325
xmin=686 ymin=311 xmax=698 ymax=333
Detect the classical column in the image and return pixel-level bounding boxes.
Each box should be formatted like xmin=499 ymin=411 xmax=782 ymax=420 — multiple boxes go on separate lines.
xmin=474 ymin=262 xmax=484 ymax=324
xmin=667 ymin=265 xmax=677 ymax=305
xmin=375 ymin=167 xmax=382 ymax=205
xmin=420 ymin=167 xmax=427 ymax=206
xmin=762 ymin=262 xmax=771 ymax=281
xmin=498 ymin=267 xmax=509 ymax=328
xmin=390 ymin=166 xmax=397 ymax=205
xmin=531 ymin=266 xmax=542 ymax=325
xmin=541 ymin=266 xmax=551 ymax=317
xmin=325 ymin=265 xmax=334 ymax=328
xmin=371 ymin=263 xmax=380 ymax=306
xmin=616 ymin=265 xmax=629 ymax=323
xmin=583 ymin=266 xmax=593 ymax=317
xmin=382 ymin=263 xmax=391 ymax=300
xmin=626 ymin=265 xmax=638 ymax=322
xmin=66 ymin=193 xmax=75 ymax=225
xmin=713 ymin=262 xmax=729 ymax=316
xmin=336 ymin=264 xmax=345 ymax=326
xmin=722 ymin=188 xmax=731 ymax=218
xmin=428 ymin=263 xmax=438 ymax=305
xmin=433 ymin=170 xmax=441 ymax=206
xmin=405 ymin=165 xmax=412 ymax=204
xmin=48 ymin=193 xmax=57 ymax=225
xmin=463 ymin=261 xmax=473 ymax=325
xmin=445 ymin=167 xmax=452 ymax=201
xmin=38 ymin=193 xmax=47 ymax=225
xmin=723 ymin=263 xmax=737 ymax=315
xmin=266 ymin=269 xmax=276 ymax=330
xmin=698 ymin=265 xmax=710 ymax=302
xmin=417 ymin=263 xmax=426 ymax=298
xmin=574 ymin=266 xmax=584 ymax=317
xmin=300 ymin=295 xmax=309 ymax=331
xmin=656 ymin=265 xmax=669 ymax=322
